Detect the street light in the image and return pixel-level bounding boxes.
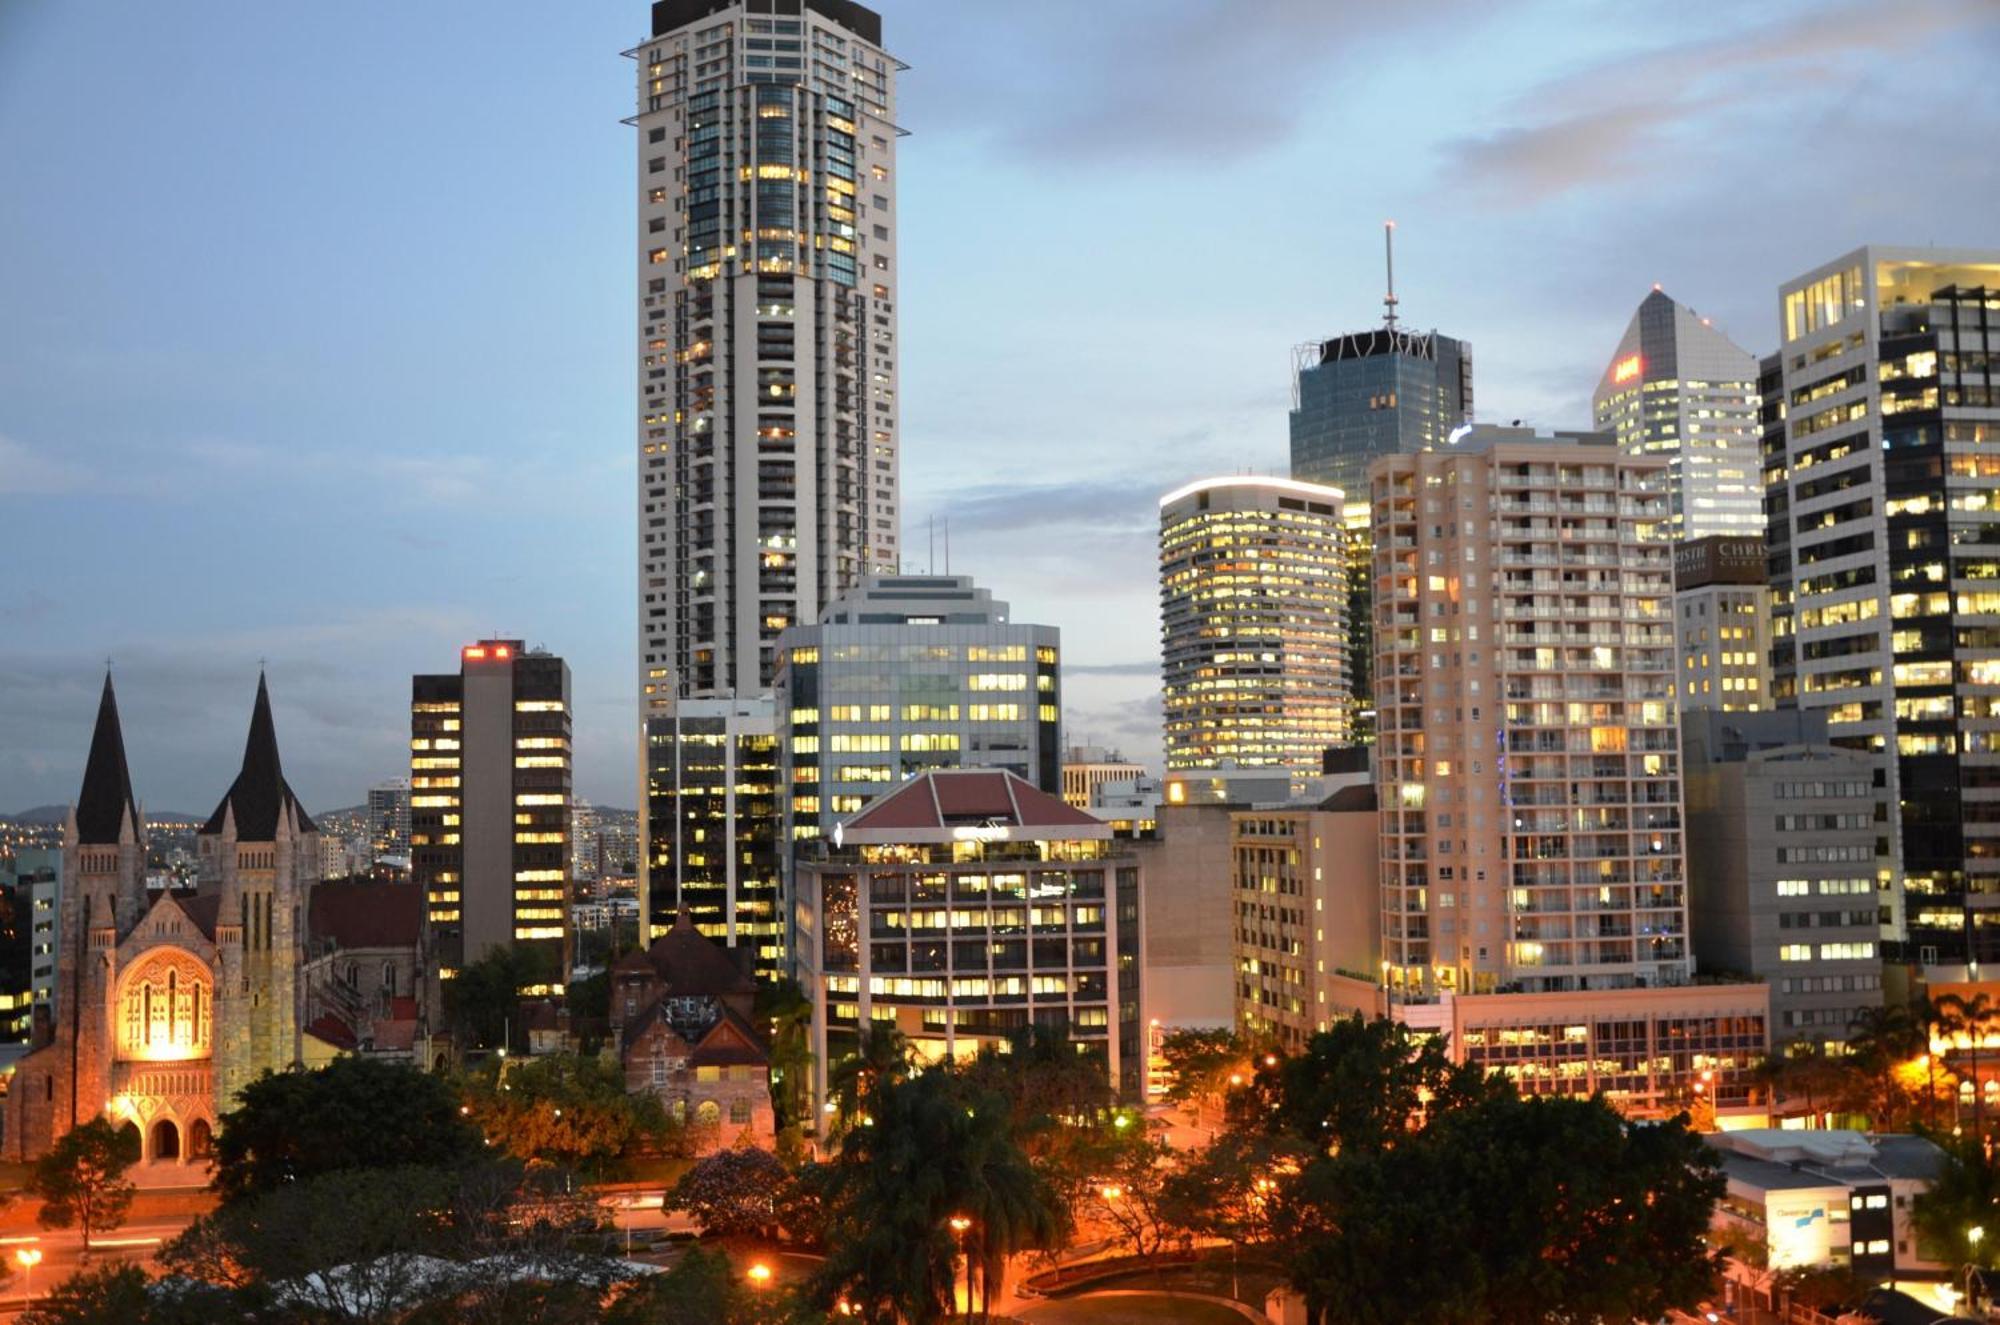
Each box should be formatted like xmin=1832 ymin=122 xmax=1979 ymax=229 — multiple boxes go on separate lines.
xmin=748 ymin=1262 xmax=772 ymax=1290
xmin=14 ymin=1247 xmax=41 ymax=1298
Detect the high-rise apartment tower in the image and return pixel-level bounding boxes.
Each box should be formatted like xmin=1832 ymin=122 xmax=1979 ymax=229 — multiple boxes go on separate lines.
xmin=1372 ymin=427 xmax=1689 ymax=1000
xmin=633 ymin=0 xmax=901 ymax=710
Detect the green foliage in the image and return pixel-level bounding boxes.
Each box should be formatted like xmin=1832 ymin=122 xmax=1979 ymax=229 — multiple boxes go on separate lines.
xmin=1911 ymin=1134 xmax=2000 ymax=1269
xmin=19 ymin=1264 xmax=153 ymax=1325
xmin=1158 ymin=1027 xmax=1250 ymax=1107
xmin=445 ymin=944 xmax=546 ymax=1052
xmin=825 ymin=1026 xmax=912 ymax=1130
xmin=1074 ymin=1126 xmax=1185 ymax=1260
xmin=465 ymin=1053 xmax=675 ymax=1175
xmin=1283 ymin=1094 xmax=1722 ymax=1325
xmin=1234 ymin=1015 xmax=1501 ymax=1152
xmin=756 ymin=978 xmax=814 ymax=1133
xmin=163 ymin=1164 xmax=457 ymax=1288
xmin=959 ymin=1023 xmax=1116 ymax=1249
xmin=211 ymin=1057 xmax=483 ymax=1206
xmin=811 ymin=1070 xmax=1061 ymax=1324
xmin=667 ymin=1146 xmax=792 ymax=1240
xmin=30 ymin=1117 xmax=139 ymax=1251
xmin=604 ymin=1247 xmax=790 ymax=1325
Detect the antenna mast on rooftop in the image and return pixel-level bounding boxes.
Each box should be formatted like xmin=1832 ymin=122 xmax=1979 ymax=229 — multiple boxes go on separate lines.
xmin=1383 ymin=220 xmax=1399 ymax=331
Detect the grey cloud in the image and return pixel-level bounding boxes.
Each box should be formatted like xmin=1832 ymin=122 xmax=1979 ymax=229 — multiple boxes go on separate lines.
xmin=1446 ymin=0 xmax=1997 ymax=204
xmin=1064 ymin=660 xmax=1158 ymax=677
xmin=0 ymin=435 xmax=92 ymax=496
xmin=902 ymin=0 xmax=1489 ymax=166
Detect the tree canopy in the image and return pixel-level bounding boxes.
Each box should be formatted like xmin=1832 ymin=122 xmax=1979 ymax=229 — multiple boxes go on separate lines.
xmin=211 ymin=1057 xmax=484 ymax=1205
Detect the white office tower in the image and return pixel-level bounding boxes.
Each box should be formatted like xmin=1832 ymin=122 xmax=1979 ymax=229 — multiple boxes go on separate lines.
xmin=633 ymin=0 xmax=902 ymax=711
xmin=1593 ymin=288 xmax=1763 ymax=541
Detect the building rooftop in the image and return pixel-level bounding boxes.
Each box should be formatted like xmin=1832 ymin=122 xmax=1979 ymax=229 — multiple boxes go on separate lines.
xmin=837 ymin=769 xmax=1109 ymax=844
xmin=1704 ymin=1129 xmax=1945 ymax=1190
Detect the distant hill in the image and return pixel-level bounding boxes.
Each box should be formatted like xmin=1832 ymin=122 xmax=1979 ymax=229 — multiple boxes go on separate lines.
xmin=4 ymin=806 xmax=68 ymax=826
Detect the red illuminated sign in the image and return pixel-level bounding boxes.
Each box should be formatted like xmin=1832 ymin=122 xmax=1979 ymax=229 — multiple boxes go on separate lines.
xmin=1612 ymin=354 xmax=1643 ymax=384
xmin=463 ymin=646 xmax=487 ymax=661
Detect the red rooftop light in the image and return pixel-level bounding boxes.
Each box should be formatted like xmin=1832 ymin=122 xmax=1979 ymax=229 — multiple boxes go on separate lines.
xmin=463 ymin=646 xmax=487 ymax=661
xmin=494 ymin=645 xmax=512 ymax=660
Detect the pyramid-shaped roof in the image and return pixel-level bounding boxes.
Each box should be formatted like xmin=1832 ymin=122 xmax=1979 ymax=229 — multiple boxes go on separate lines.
xmin=641 ymin=907 xmax=757 ymax=997
xmin=75 ymin=674 xmax=142 ymax=847
xmin=837 ymin=768 xmax=1109 ymax=844
xmin=201 ymin=674 xmax=316 ymax=839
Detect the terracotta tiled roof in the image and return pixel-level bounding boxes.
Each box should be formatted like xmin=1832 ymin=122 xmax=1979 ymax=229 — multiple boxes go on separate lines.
xmin=839 ymin=769 xmax=1107 ymax=840
xmin=309 ymin=881 xmax=422 ymax=950
xmin=306 ymin=1014 xmax=358 ymax=1050
xmin=688 ymin=1004 xmax=770 ymax=1068
xmin=646 ymin=908 xmax=756 ymax=996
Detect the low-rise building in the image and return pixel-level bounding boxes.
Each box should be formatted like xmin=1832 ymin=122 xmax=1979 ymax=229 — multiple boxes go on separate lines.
xmin=612 ymin=910 xmax=773 ymax=1153
xmin=1707 ymin=1129 xmax=1945 ymax=1282
xmin=797 ymin=769 xmax=1142 ymax=1106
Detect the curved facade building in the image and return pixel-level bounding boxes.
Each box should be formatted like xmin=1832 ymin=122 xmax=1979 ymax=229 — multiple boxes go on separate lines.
xmin=1159 ymin=477 xmax=1351 ymax=771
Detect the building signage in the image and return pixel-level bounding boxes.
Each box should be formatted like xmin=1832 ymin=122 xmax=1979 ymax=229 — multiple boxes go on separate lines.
xmin=1613 ymin=354 xmax=1643 ymax=384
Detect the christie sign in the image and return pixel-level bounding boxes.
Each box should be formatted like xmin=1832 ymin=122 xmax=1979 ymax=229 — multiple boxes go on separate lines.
xmin=1612 ymin=353 xmax=1643 ymax=384
xmin=1674 ymin=536 xmax=1766 ymax=589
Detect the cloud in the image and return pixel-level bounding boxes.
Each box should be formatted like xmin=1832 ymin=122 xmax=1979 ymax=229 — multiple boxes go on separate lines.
xmin=1445 ymin=0 xmax=1997 ymax=203
xmin=0 ymin=435 xmax=90 ymax=495
xmin=1064 ymin=660 xmax=1158 ymax=677
xmin=905 ymin=0 xmax=1488 ymax=166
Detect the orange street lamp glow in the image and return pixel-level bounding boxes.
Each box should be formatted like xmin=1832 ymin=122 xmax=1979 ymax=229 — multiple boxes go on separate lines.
xmin=949 ymin=1215 xmax=972 ymax=1233
xmin=748 ymin=1263 xmax=772 ymax=1288
xmin=1100 ymin=1184 xmax=1123 ymax=1200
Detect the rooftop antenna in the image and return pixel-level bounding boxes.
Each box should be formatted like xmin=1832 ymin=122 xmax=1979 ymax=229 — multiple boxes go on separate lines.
xmin=1383 ymin=220 xmax=1399 ymax=331
xmin=943 ymin=517 xmax=951 ymax=575
xmin=928 ymin=515 xmax=936 ymax=574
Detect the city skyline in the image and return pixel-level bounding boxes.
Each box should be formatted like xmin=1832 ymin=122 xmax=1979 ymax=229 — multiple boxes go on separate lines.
xmin=5 ymin=0 xmax=1999 ymax=815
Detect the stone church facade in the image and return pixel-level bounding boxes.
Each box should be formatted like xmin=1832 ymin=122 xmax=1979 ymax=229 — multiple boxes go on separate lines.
xmin=3 ymin=674 xmax=325 ymax=1165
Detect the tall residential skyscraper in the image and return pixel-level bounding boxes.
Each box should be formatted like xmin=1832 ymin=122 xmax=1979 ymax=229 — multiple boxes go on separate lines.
xmin=633 ymin=0 xmax=901 ymax=711
xmin=775 ymin=574 xmax=1062 ymax=844
xmin=366 ymin=779 xmax=411 ymax=864
xmin=1160 ymin=477 xmax=1350 ymax=771
xmin=1372 ymin=427 xmax=1689 ymax=1000
xmin=413 ymin=642 xmax=572 ymax=985
xmin=1765 ymin=246 xmax=2000 ymax=965
xmin=1593 ymin=288 xmax=1763 ymax=540
xmin=1289 ymin=330 xmax=1473 ymax=497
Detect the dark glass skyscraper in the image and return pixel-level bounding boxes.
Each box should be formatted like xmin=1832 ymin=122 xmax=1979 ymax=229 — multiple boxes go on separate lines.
xmin=1289 ymin=329 xmax=1473 ymax=497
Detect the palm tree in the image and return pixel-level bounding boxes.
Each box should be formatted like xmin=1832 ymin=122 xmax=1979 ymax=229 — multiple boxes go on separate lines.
xmin=827 ymin=1025 xmax=912 ymax=1131
xmin=1938 ymin=993 xmax=1996 ymax=1136
xmin=1846 ymin=1003 xmax=1922 ymax=1130
xmin=1758 ymin=1038 xmax=1843 ymax=1128
xmin=755 ymin=978 xmax=815 ymax=1135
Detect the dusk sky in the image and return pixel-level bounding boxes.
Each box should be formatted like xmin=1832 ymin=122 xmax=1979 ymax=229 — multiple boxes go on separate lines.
xmin=4 ymin=0 xmax=1997 ymax=816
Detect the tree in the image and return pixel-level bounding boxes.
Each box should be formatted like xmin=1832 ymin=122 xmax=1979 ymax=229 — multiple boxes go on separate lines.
xmin=756 ymin=978 xmax=814 ymax=1138
xmin=1937 ymin=992 xmax=1996 ymax=1134
xmin=211 ymin=1057 xmax=483 ymax=1205
xmin=444 ymin=944 xmax=545 ymax=1053
xmin=18 ymin=1265 xmax=152 ymax=1325
xmin=667 ymin=1147 xmax=792 ymax=1240
xmin=604 ymin=1247 xmax=789 ymax=1325
xmin=1075 ymin=1128 xmax=1184 ymax=1261
xmin=1756 ymin=1038 xmax=1846 ymax=1127
xmin=1235 ymin=1015 xmax=1500 ymax=1154
xmin=464 ymin=1053 xmax=674 ymax=1177
xmin=1846 ymin=1003 xmax=1926 ymax=1130
xmin=1283 ymin=1092 xmax=1722 ymax=1325
xmin=1159 ymin=1027 xmax=1251 ymax=1114
xmin=1912 ymin=1135 xmax=2000 ymax=1272
xmin=811 ymin=1070 xmax=1060 ymax=1324
xmin=825 ymin=1025 xmax=911 ymax=1128
xmin=30 ymin=1117 xmax=139 ymax=1253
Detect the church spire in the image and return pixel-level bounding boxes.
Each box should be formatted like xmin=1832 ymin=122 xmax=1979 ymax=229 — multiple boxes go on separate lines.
xmin=75 ymin=672 xmax=141 ymax=846
xmin=201 ymin=672 xmax=316 ymax=840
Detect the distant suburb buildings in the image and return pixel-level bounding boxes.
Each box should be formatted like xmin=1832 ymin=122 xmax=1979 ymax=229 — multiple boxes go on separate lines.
xmin=633 ymin=0 xmax=904 ymax=972
xmin=1593 ymin=287 xmax=1764 ymax=540
xmin=412 ymin=642 xmax=573 ymax=987
xmin=1160 ymin=477 xmax=1351 ymax=772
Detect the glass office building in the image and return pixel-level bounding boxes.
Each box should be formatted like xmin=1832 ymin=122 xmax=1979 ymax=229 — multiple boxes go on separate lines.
xmin=1289 ymin=329 xmax=1473 ymax=498
xmin=775 ymin=575 xmax=1062 ymax=846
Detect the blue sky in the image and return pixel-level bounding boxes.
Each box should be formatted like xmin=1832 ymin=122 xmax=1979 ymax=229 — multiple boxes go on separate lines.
xmin=3 ymin=0 xmax=1997 ymax=814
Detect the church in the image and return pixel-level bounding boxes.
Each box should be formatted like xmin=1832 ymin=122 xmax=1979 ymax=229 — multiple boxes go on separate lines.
xmin=3 ymin=673 xmax=389 ymax=1164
